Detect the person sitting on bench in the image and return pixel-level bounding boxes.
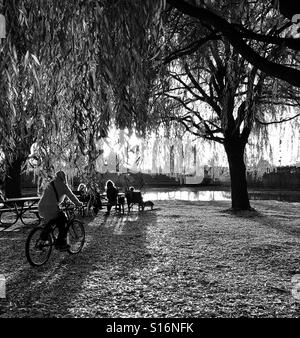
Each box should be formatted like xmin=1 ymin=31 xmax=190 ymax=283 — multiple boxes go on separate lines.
xmin=125 ymin=186 xmax=144 ymax=211
xmin=77 ymin=183 xmax=90 ymax=203
xmin=104 ymin=180 xmax=118 ymax=216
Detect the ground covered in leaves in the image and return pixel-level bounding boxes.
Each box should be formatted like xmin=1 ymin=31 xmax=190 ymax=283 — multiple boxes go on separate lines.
xmin=0 ymin=199 xmax=300 ymax=318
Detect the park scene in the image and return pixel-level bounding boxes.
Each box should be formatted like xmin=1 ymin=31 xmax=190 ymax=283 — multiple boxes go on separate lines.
xmin=0 ymin=0 xmax=300 ymax=319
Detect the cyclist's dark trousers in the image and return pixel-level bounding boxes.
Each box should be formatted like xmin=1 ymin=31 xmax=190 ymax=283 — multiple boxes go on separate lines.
xmin=55 ymin=212 xmax=68 ymax=243
xmin=41 ymin=212 xmax=67 ymax=243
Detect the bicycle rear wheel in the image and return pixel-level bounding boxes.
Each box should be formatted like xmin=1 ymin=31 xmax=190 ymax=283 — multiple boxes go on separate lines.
xmin=25 ymin=226 xmax=53 ymax=266
xmin=67 ymin=220 xmax=85 ymax=254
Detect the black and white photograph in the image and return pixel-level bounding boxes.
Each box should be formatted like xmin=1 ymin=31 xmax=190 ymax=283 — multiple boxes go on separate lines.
xmin=0 ymin=0 xmax=300 ymax=330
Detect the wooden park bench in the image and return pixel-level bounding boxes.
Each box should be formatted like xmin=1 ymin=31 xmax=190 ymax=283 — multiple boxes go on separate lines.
xmin=100 ymin=193 xmax=126 ymax=214
xmin=125 ymin=190 xmax=144 ymax=212
xmin=72 ymin=190 xmax=126 ymax=215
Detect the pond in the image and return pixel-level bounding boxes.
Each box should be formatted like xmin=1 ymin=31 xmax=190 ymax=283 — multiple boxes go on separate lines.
xmin=141 ymin=188 xmax=300 ymax=203
xmin=143 ymin=189 xmax=231 ymax=202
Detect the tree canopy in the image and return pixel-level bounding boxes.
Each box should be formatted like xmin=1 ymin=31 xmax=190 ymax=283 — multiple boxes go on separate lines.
xmin=166 ymin=0 xmax=300 ymax=87
xmin=0 ymin=0 xmax=300 ymax=203
xmin=0 ymin=0 xmax=166 ymax=192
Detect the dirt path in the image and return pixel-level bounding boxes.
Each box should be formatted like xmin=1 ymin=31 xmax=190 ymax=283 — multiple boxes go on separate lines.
xmin=0 ymin=200 xmax=300 ymax=317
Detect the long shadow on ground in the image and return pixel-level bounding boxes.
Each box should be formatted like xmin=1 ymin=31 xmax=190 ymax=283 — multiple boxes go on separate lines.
xmin=220 ymin=207 xmax=300 ymax=239
xmin=218 ymin=205 xmax=300 ymax=275
xmin=0 ymin=210 xmax=157 ymax=317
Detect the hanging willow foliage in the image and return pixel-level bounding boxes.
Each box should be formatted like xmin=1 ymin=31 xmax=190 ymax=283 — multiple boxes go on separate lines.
xmin=0 ymin=0 xmax=166 ymax=182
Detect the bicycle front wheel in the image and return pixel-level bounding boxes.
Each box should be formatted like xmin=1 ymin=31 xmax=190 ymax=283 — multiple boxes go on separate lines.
xmin=67 ymin=220 xmax=85 ymax=254
xmin=25 ymin=226 xmax=53 ymax=267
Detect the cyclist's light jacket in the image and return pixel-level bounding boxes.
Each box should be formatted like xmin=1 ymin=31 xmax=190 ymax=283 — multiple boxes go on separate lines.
xmin=38 ymin=176 xmax=81 ymax=221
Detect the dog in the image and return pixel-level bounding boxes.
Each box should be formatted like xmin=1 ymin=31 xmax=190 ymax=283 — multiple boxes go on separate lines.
xmin=143 ymin=200 xmax=154 ymax=210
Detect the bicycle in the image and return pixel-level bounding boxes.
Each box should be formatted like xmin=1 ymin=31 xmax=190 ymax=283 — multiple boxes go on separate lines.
xmin=25 ymin=205 xmax=85 ymax=267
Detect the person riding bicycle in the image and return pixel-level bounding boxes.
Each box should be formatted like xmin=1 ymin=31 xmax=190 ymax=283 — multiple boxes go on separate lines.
xmin=38 ymin=170 xmax=83 ymax=250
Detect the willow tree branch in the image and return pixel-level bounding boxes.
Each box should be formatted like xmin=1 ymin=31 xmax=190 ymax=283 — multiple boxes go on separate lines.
xmin=232 ymin=24 xmax=300 ymax=51
xmin=163 ymin=33 xmax=220 ymax=64
xmin=255 ymin=112 xmax=300 ymax=125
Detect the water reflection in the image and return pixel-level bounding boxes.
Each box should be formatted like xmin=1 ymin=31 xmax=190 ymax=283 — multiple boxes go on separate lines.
xmin=143 ymin=190 xmax=231 ymax=202
xmin=141 ymin=189 xmax=300 ymax=202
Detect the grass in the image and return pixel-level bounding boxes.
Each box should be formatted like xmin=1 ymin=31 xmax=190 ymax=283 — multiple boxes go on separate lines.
xmin=0 ymin=199 xmax=300 ymax=318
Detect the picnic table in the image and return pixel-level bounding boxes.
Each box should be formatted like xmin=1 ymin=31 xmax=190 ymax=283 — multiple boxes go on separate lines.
xmin=0 ymin=196 xmax=41 ymax=227
xmin=0 ymin=195 xmax=88 ymax=228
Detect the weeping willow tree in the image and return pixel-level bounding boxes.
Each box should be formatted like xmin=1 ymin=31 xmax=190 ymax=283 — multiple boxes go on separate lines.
xmin=0 ymin=0 xmax=165 ymax=196
xmin=154 ymin=1 xmax=300 ymax=210
xmin=0 ymin=0 xmax=47 ymax=197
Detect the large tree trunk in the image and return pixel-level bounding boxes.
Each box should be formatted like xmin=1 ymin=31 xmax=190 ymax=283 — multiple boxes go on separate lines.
xmin=224 ymin=139 xmax=251 ymax=210
xmin=5 ymin=158 xmax=24 ymax=198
